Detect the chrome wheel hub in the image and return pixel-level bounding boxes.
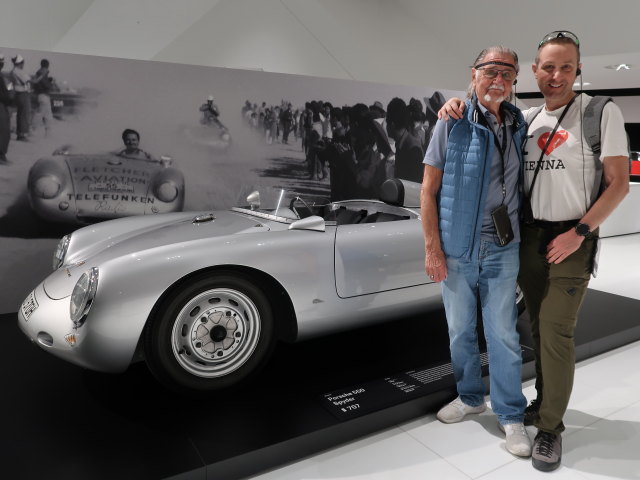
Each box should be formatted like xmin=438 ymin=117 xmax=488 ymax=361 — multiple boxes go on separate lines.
xmin=171 ymin=288 xmax=261 ymax=378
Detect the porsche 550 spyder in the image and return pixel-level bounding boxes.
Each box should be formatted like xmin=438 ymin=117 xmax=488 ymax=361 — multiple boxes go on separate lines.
xmin=18 ymin=179 xmax=524 ymax=394
xmin=27 ymin=146 xmax=185 ymax=224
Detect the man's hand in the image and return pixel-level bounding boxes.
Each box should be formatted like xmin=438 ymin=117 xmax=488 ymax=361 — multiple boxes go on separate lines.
xmin=545 ymin=229 xmax=584 ymax=264
xmin=425 ymin=247 xmax=448 ymax=283
xmin=438 ymin=97 xmax=465 ymax=121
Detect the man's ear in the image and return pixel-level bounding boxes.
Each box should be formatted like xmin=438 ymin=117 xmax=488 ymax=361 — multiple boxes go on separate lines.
xmin=531 ymin=63 xmax=538 ymax=76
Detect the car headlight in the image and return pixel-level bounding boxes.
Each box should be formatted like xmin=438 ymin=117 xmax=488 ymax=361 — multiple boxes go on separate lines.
xmin=53 ymin=234 xmax=71 ymax=270
xmin=33 ymin=174 xmax=63 ymax=199
xmin=155 ymin=181 xmax=179 ymax=202
xmin=70 ymin=267 xmax=98 ymax=328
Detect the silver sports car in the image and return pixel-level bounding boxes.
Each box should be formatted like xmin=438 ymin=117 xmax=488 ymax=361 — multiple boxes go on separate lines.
xmin=17 ymin=179 xmax=523 ymax=394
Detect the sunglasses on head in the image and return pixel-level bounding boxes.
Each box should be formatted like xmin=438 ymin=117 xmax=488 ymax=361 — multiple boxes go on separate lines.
xmin=538 ymin=30 xmax=580 ymax=48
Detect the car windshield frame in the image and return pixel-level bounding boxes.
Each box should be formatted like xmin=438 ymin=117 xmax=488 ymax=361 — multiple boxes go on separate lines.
xmin=231 ymin=187 xmax=313 ymax=223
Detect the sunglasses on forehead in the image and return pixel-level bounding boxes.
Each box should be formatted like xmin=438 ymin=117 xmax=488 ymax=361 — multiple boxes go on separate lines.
xmin=538 ymin=30 xmax=580 ymax=48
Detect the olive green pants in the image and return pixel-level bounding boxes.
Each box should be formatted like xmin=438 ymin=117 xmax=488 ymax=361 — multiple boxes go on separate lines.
xmin=518 ymin=222 xmax=597 ymax=434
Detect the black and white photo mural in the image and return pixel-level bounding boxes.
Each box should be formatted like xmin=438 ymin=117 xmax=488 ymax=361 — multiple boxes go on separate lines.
xmin=0 ymin=46 xmax=461 ymax=313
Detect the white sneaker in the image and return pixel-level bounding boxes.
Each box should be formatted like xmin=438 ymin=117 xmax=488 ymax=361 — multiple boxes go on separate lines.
xmin=436 ymin=396 xmax=486 ymax=423
xmin=499 ymin=422 xmax=532 ymax=457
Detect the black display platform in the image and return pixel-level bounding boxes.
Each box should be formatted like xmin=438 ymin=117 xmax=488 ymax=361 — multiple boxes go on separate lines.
xmin=1 ymin=289 xmax=638 ymax=480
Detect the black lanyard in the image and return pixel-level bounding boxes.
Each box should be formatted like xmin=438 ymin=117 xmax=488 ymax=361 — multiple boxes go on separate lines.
xmin=477 ymin=105 xmax=509 ymax=204
xmin=527 ymin=94 xmax=578 ymax=199
xmin=493 ymin=121 xmax=509 ymax=203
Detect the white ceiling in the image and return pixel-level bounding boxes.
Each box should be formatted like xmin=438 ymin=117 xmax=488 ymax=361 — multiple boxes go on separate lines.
xmin=1 ymin=0 xmax=640 ymax=94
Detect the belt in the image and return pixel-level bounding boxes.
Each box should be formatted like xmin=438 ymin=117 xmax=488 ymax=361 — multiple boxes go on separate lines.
xmin=530 ymin=219 xmax=579 ymax=229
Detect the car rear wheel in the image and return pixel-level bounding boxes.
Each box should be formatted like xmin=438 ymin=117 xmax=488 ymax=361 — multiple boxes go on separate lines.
xmin=144 ymin=273 xmax=275 ymax=393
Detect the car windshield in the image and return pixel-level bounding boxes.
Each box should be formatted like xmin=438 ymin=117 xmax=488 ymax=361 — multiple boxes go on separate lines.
xmin=233 ymin=186 xmax=319 ymax=221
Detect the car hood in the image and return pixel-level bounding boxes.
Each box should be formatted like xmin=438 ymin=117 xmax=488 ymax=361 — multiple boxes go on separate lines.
xmin=43 ymin=210 xmax=271 ymax=299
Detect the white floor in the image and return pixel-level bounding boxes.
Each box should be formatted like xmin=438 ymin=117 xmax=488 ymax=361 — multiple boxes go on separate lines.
xmin=249 ymin=233 xmax=640 ymax=480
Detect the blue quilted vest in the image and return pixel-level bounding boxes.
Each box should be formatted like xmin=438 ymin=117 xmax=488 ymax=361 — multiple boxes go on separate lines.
xmin=439 ymin=98 xmax=527 ymax=259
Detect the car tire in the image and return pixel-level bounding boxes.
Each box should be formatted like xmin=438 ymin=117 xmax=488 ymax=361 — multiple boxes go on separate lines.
xmin=144 ymin=272 xmax=275 ymax=394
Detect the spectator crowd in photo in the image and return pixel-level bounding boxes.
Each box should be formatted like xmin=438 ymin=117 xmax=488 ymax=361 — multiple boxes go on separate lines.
xmin=240 ymin=92 xmax=446 ymax=201
xmin=0 ymin=52 xmax=82 ymax=166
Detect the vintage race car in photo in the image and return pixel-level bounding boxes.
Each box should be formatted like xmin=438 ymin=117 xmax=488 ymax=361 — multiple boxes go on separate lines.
xmin=182 ymin=123 xmax=232 ymax=151
xmin=48 ymin=89 xmax=98 ymax=120
xmin=26 ymin=145 xmax=185 ymax=224
xmin=18 ymin=179 xmax=525 ymax=394
xmin=30 ymin=87 xmax=99 ymax=120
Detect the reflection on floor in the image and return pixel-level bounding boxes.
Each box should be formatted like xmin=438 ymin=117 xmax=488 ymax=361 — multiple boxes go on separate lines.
xmin=249 ymin=233 xmax=640 ymax=480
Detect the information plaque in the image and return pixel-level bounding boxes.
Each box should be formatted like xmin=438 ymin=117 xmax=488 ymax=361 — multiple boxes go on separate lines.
xmin=322 ymin=346 xmax=533 ymax=421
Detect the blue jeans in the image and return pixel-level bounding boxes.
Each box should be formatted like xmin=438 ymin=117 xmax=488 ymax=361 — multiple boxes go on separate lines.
xmin=442 ymin=239 xmax=526 ymax=424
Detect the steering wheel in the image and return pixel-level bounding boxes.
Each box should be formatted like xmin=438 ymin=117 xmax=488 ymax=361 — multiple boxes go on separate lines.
xmin=289 ymin=196 xmax=312 ymax=219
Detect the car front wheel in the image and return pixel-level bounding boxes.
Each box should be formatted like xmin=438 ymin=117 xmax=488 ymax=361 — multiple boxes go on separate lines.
xmin=144 ymin=273 xmax=275 ymax=394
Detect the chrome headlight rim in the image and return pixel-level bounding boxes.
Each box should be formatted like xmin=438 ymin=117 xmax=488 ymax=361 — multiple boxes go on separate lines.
xmin=53 ymin=234 xmax=71 ymax=270
xmin=154 ymin=180 xmax=179 ymax=203
xmin=32 ymin=174 xmax=64 ymax=199
xmin=70 ymin=267 xmax=99 ymax=328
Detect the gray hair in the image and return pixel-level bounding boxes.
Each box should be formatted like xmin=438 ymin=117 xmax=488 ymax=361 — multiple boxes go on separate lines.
xmin=466 ymin=45 xmax=519 ymax=101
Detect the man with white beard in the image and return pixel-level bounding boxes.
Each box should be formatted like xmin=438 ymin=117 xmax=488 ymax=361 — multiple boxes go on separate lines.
xmin=420 ymin=46 xmax=532 ymax=457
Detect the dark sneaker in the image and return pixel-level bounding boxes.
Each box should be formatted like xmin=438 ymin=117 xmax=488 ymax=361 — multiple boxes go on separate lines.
xmin=532 ymin=431 xmax=562 ymax=472
xmin=524 ymin=398 xmax=541 ymax=426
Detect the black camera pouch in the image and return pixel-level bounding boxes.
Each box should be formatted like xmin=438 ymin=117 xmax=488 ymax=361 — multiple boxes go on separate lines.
xmin=491 ymin=204 xmax=514 ymax=246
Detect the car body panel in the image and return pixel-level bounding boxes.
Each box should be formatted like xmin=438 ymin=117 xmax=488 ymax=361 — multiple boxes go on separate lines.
xmin=336 ymin=217 xmax=427 ymax=297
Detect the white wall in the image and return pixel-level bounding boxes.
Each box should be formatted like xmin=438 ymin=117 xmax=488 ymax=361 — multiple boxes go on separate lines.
xmin=3 ymin=0 xmax=640 ymax=94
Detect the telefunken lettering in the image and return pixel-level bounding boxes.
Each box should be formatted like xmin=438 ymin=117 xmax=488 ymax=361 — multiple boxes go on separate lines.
xmin=68 ymin=193 xmax=155 ymax=203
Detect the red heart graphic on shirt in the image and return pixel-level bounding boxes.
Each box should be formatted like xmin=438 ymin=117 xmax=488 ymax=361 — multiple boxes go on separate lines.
xmin=537 ymin=130 xmax=569 ymax=155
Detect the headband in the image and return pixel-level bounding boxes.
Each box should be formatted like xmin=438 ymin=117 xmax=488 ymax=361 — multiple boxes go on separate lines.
xmin=473 ymin=61 xmax=517 ymax=70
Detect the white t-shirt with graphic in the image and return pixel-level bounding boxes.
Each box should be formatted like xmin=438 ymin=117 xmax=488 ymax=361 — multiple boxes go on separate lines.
xmin=523 ymin=93 xmax=628 ymax=221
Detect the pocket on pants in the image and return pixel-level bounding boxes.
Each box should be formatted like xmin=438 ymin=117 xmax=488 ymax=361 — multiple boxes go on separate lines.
xmin=540 ymin=276 xmax=589 ymax=332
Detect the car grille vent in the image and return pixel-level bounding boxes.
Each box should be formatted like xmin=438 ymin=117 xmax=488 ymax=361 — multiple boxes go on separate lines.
xmin=193 ymin=213 xmax=215 ymax=224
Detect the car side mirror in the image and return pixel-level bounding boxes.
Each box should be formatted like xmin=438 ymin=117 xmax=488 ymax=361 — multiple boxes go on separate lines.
xmin=246 ymin=191 xmax=260 ymax=210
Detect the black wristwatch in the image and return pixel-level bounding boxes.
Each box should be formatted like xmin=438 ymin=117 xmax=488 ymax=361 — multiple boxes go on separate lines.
xmin=575 ymin=222 xmax=592 ymax=237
